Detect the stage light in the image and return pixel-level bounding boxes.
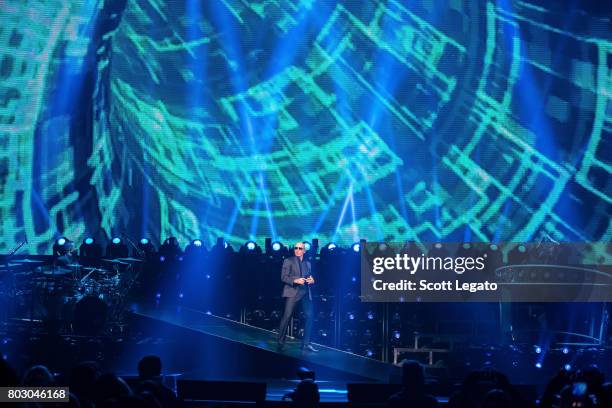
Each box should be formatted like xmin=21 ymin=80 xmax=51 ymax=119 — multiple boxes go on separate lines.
xmin=303 ymin=241 xmax=311 ymax=251
xmin=564 ymin=364 xmax=571 ymax=371
xmin=535 ymin=346 xmax=542 ymax=354
xmin=245 ymin=241 xmax=256 ymax=250
xmin=185 ymin=239 xmax=206 ymax=257
xmin=178 ymin=293 xmax=184 ymax=299
xmin=352 ymin=243 xmax=360 ymax=252
xmin=138 ymin=238 xmax=156 ymax=256
xmin=53 ymin=237 xmax=75 ymax=257
xmin=160 ymin=237 xmax=182 ymax=259
xmin=535 ymin=362 xmax=542 ymax=369
xmin=367 ymin=311 xmax=374 ymax=320
xmin=159 ymin=256 xmax=166 ymax=262
xmin=155 ymin=293 xmax=161 ymax=299
xmin=272 ymin=241 xmax=282 ymax=251
xmin=326 ymin=242 xmax=337 ymax=250
xmin=347 ymin=312 xmax=355 ymax=320
xmin=562 ymin=347 xmax=569 ymax=354
xmin=80 ymin=237 xmax=102 ymax=260
xmin=107 ymin=236 xmax=128 ymax=258
xmin=351 ymin=276 xmax=357 ymax=282
xmin=393 ymin=331 xmax=401 ymax=339
xmin=365 ymin=349 xmax=373 ymax=357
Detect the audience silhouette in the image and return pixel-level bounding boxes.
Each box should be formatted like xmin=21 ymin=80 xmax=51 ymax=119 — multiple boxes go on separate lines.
xmin=0 ymin=355 xmax=610 ymax=407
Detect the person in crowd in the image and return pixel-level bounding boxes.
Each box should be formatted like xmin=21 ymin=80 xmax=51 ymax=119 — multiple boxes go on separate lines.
xmin=22 ymin=365 xmax=55 ymax=387
xmin=93 ymin=373 xmax=132 ymax=405
xmin=388 ymin=360 xmax=439 ymax=408
xmin=136 ymin=355 xmax=182 ymax=408
xmin=283 ymin=367 xmax=320 ymax=408
xmin=448 ymin=367 xmax=529 ymax=408
xmin=70 ymin=361 xmax=101 ymax=408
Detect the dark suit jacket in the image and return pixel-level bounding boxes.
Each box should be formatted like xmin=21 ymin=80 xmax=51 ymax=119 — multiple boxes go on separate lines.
xmin=281 ymin=256 xmax=312 ymax=298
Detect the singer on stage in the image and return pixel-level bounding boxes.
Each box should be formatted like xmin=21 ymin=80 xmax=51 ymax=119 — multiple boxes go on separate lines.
xmin=277 ymin=242 xmax=318 ymax=352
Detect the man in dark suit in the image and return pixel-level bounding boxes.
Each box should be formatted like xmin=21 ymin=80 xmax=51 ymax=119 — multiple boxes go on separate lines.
xmin=277 ymin=242 xmax=318 ymax=352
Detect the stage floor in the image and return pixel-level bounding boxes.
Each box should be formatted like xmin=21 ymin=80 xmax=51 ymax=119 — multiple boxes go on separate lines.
xmin=131 ymin=302 xmax=399 ymax=383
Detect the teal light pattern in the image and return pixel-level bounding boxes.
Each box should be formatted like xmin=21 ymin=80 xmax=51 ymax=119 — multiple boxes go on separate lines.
xmin=0 ymin=0 xmax=610 ymax=254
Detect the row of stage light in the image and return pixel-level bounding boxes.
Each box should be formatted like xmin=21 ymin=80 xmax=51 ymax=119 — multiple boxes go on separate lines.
xmin=53 ymin=236 xmax=362 ymax=258
xmin=53 ymin=237 xmax=535 ymax=259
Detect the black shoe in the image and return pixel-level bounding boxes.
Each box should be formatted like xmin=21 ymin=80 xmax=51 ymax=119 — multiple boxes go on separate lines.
xmin=276 ymin=343 xmax=285 ymax=352
xmin=302 ymin=344 xmax=318 ymax=352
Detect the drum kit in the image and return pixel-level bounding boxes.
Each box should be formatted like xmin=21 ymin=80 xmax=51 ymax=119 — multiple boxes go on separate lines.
xmin=0 ymin=252 xmax=142 ymax=335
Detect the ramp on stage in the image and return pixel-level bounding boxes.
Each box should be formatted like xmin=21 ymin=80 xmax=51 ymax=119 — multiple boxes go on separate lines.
xmin=130 ymin=304 xmax=399 ymax=383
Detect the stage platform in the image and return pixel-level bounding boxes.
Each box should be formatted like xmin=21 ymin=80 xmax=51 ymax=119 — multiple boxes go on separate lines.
xmin=130 ymin=303 xmax=399 ymax=383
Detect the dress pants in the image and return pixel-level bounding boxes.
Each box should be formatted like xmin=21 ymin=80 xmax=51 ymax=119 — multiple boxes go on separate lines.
xmin=277 ymin=289 xmax=313 ymax=346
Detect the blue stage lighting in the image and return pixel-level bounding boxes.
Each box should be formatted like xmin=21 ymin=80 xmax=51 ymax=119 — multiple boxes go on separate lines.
xmin=112 ymin=237 xmax=121 ymax=244
xmin=57 ymin=237 xmax=67 ymax=246
xmin=535 ymin=346 xmax=542 ymax=354
xmin=562 ymin=347 xmax=569 ymax=354
xmin=140 ymin=238 xmax=149 ymax=245
xmin=84 ymin=238 xmax=94 ymax=245
xmin=365 ymin=349 xmax=373 ymax=357
xmin=246 ymin=241 xmax=256 ymax=250
xmin=393 ymin=331 xmax=401 ymax=339
xmin=192 ymin=239 xmax=203 ymax=247
xmin=272 ymin=241 xmax=282 ymax=251
xmin=564 ymin=364 xmax=571 ymax=371
xmin=159 ymin=255 xmax=165 ymax=262
xmin=535 ymin=362 xmax=542 ymax=369
xmin=326 ymin=242 xmax=337 ymax=250
xmin=351 ymin=276 xmax=357 ymax=282
xmin=367 ymin=311 xmax=374 ymax=320
xmin=303 ymin=241 xmax=311 ymax=251
xmin=178 ymin=293 xmax=184 ymax=299
xmin=352 ymin=243 xmax=360 ymax=252
xmin=155 ymin=293 xmax=161 ymax=299
xmin=348 ymin=312 xmax=355 ymax=320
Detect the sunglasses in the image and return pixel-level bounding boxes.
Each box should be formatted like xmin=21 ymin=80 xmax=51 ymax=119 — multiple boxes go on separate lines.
xmin=294 ymin=247 xmax=305 ymax=250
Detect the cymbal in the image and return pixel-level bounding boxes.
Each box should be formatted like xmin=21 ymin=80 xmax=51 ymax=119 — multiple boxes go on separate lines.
xmin=41 ymin=268 xmax=72 ymax=275
xmin=116 ymin=257 xmax=143 ymax=262
xmin=101 ymin=258 xmax=128 ymax=264
xmin=0 ymin=263 xmax=21 ymax=269
xmin=83 ymin=267 xmax=107 ymax=273
xmin=13 ymin=259 xmax=45 ymax=264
